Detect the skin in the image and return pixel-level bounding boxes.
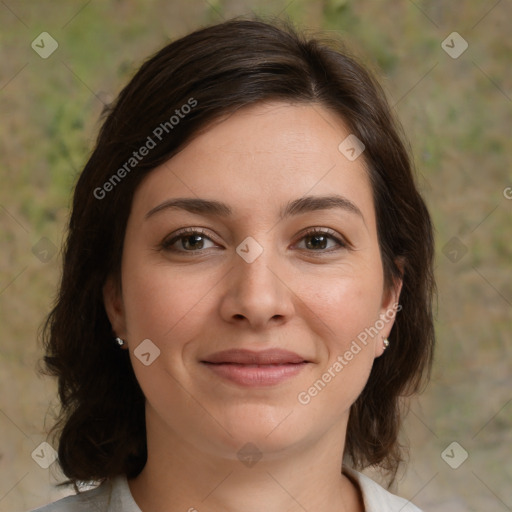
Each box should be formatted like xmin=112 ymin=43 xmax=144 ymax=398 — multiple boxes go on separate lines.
xmin=104 ymin=101 xmax=402 ymax=512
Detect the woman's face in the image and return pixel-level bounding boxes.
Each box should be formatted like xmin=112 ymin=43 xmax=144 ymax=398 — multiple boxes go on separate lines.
xmin=104 ymin=101 xmax=401 ymax=460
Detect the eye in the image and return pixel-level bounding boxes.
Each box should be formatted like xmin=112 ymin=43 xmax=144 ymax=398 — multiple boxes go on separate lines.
xmin=295 ymin=228 xmax=348 ymax=252
xmin=159 ymin=227 xmax=349 ymax=255
xmin=160 ymin=228 xmax=220 ymax=253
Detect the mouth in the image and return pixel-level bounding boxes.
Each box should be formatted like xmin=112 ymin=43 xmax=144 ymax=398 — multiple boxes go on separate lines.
xmin=200 ymin=349 xmax=310 ymax=387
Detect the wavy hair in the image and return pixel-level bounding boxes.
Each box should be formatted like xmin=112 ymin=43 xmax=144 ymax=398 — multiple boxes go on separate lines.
xmin=42 ymin=16 xmax=436 ymax=488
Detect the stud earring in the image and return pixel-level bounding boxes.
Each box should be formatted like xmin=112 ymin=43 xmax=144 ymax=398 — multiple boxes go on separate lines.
xmin=115 ymin=337 xmax=125 ymax=347
xmin=383 ymin=338 xmax=390 ymax=350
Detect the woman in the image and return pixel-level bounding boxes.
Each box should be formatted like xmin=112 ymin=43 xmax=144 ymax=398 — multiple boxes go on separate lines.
xmin=32 ymin=17 xmax=435 ymax=512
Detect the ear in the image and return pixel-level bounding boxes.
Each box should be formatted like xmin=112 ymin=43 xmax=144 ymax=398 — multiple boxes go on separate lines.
xmin=103 ymin=274 xmax=128 ymax=342
xmin=374 ymin=257 xmax=404 ymax=358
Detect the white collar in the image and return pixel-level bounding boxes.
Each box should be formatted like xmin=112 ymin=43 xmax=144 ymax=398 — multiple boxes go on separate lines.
xmin=111 ymin=470 xmax=422 ymax=512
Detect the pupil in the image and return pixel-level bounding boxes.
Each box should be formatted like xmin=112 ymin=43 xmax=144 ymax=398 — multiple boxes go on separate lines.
xmin=307 ymin=235 xmax=326 ymax=250
xmin=185 ymin=235 xmax=203 ymax=250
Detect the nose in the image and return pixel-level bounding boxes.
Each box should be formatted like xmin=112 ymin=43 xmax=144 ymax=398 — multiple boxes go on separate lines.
xmin=219 ymin=242 xmax=295 ymax=331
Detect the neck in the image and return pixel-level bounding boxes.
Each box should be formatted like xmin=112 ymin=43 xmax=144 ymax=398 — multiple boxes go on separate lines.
xmin=128 ymin=413 xmax=364 ymax=512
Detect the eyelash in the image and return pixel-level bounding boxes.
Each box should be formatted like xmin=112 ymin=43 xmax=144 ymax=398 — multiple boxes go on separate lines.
xmin=159 ymin=227 xmax=349 ymax=254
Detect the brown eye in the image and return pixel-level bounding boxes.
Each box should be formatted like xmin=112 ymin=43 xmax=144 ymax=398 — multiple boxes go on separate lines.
xmin=296 ymin=229 xmax=347 ymax=252
xmin=161 ymin=229 xmax=219 ymax=253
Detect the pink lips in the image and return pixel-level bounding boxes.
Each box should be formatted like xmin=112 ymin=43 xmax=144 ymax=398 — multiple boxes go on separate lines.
xmin=201 ymin=349 xmax=309 ymax=387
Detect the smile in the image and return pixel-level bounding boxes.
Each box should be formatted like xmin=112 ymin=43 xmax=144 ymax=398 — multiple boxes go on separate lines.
xmin=202 ymin=361 xmax=309 ymax=387
xmin=201 ymin=348 xmax=310 ymax=387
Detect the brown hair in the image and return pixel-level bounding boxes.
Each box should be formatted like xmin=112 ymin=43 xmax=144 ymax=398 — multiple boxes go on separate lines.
xmin=42 ymin=16 xmax=435 ymax=487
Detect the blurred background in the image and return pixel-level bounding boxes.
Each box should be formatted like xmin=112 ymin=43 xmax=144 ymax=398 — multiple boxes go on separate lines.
xmin=0 ymin=1 xmax=510 ymax=511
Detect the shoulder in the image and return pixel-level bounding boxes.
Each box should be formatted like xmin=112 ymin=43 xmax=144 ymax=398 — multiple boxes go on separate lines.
xmin=28 ymin=475 xmax=140 ymax=512
xmin=28 ymin=480 xmax=114 ymax=512
xmin=344 ymin=467 xmax=423 ymax=512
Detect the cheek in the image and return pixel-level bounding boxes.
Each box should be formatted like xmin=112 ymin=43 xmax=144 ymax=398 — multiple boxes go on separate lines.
xmin=298 ymin=280 xmax=381 ymax=412
xmin=121 ymin=257 xmax=215 ymax=345
xmin=304 ymin=266 xmax=384 ymax=345
xmin=120 ymin=261 xmax=213 ymax=406
xmin=301 ymin=267 xmax=384 ymax=398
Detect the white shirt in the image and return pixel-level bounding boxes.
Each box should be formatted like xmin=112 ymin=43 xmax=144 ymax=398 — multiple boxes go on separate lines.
xmin=30 ymin=468 xmax=423 ymax=512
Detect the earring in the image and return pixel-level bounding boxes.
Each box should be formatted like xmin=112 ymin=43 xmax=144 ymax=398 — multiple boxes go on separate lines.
xmin=383 ymin=338 xmax=390 ymax=350
xmin=115 ymin=337 xmax=125 ymax=347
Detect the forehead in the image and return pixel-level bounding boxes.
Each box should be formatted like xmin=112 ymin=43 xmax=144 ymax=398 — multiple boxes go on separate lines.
xmin=131 ymin=101 xmax=375 ymax=229
xmin=181 ymin=101 xmax=360 ymax=167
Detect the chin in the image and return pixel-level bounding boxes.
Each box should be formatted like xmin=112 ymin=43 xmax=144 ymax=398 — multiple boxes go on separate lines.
xmin=214 ymin=405 xmax=308 ymax=453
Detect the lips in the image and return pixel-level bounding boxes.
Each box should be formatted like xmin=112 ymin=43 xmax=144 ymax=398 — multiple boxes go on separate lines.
xmin=202 ymin=348 xmax=307 ymax=365
xmin=201 ymin=349 xmax=310 ymax=387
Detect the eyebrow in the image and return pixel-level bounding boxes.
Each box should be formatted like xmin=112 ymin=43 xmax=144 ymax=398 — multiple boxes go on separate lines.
xmin=145 ymin=194 xmax=365 ymax=222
